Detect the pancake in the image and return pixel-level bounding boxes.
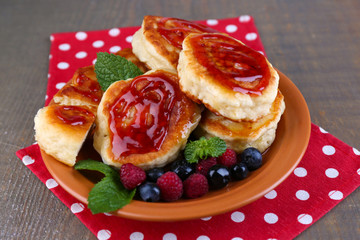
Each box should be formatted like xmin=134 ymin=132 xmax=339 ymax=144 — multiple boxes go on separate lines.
xmin=131 ymin=16 xmax=219 ymax=72
xmin=115 ymin=48 xmax=149 ymax=73
xmin=94 ymin=69 xmax=201 ymax=170
xmin=34 ymin=105 xmax=97 ymax=166
xmin=53 ymin=65 xmax=102 ymax=107
xmin=194 ymin=90 xmax=285 ymax=153
xmin=178 ymin=33 xmax=279 ymax=121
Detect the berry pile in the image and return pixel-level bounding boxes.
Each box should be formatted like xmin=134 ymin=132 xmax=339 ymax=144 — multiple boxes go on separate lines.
xmin=118 ymin=147 xmax=263 ymax=202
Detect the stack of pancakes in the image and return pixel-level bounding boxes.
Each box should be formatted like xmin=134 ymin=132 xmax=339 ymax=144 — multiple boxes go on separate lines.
xmin=35 ymin=16 xmax=285 ymax=169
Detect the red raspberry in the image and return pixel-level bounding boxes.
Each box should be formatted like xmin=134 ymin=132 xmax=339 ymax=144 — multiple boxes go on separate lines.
xmin=196 ymin=157 xmax=217 ymax=176
xmin=120 ymin=163 xmax=146 ymax=190
xmin=183 ymin=173 xmax=209 ymax=198
xmin=156 ymin=172 xmax=183 ymax=201
xmin=218 ymin=148 xmax=237 ymax=167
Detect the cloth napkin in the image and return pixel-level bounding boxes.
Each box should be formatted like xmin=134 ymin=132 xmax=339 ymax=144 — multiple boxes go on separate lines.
xmin=17 ymin=16 xmax=360 ymax=240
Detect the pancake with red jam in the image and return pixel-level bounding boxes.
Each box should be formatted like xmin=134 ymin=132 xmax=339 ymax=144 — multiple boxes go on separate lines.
xmin=94 ymin=69 xmax=201 ymax=170
xmin=194 ymin=90 xmax=285 ymax=153
xmin=178 ymin=33 xmax=279 ymax=121
xmin=131 ymin=16 xmax=219 ymax=72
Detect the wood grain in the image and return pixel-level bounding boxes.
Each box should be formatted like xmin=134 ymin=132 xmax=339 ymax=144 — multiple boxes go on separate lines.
xmin=1 ymin=0 xmax=359 ymax=239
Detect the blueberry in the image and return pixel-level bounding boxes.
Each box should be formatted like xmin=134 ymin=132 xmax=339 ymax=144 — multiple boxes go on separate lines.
xmin=207 ymin=165 xmax=230 ymax=189
xmin=240 ymin=147 xmax=262 ymax=171
xmin=146 ymin=167 xmax=165 ymax=182
xmin=170 ymin=159 xmax=195 ymax=181
xmin=230 ymin=162 xmax=249 ymax=180
xmin=138 ymin=182 xmax=161 ymax=202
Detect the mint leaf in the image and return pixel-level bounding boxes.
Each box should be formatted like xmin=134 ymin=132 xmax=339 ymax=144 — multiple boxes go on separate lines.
xmin=88 ymin=176 xmax=135 ymax=214
xmin=74 ymin=159 xmax=118 ymax=178
xmin=94 ymin=52 xmax=143 ymax=91
xmin=184 ymin=137 xmax=227 ymax=163
xmin=74 ymin=159 xmax=136 ymax=214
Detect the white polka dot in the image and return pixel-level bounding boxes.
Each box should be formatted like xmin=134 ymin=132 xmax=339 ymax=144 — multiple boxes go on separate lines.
xmin=45 ymin=179 xmax=58 ymax=189
xmin=197 ymin=236 xmax=210 ymax=240
xmin=75 ymin=51 xmax=87 ymax=59
xmin=22 ymin=155 xmax=35 ymax=165
xmin=353 ymin=148 xmax=360 ymax=155
xmin=319 ymin=126 xmax=328 ymax=133
xmin=47 ymin=73 xmax=51 ymax=79
xmin=126 ymin=35 xmax=133 ymax=43
xmin=45 ymin=95 xmax=48 ymax=100
xmin=56 ymin=82 xmax=66 ymax=90
xmin=264 ymin=213 xmax=278 ymax=224
xmin=75 ymin=31 xmax=87 ymax=41
xmin=264 ymin=190 xmax=277 ymax=199
xmin=239 ymin=15 xmax=251 ymax=22
xmin=109 ymin=28 xmax=120 ymax=37
xmin=267 ymin=239 xmax=277 ymax=240
xmin=130 ymin=232 xmax=144 ymax=240
xmin=93 ymin=40 xmax=105 ymax=48
xmin=297 ymin=214 xmax=313 ymax=224
xmin=57 ymin=62 xmax=69 ymax=70
xmin=206 ymin=19 xmax=218 ymax=26
xmin=97 ymin=229 xmax=111 ymax=240
xmin=322 ymin=145 xmax=336 ymax=155
xmin=325 ymin=168 xmax=339 ymax=178
xmin=296 ymin=190 xmax=310 ymax=201
xmin=58 ymin=43 xmax=71 ymax=51
xmin=294 ymin=167 xmax=307 ymax=177
xmin=109 ymin=46 xmax=121 ymax=53
xmin=245 ymin=32 xmax=257 ymax=41
xmin=231 ymin=211 xmax=245 ymax=223
xmin=225 ymin=24 xmax=238 ymax=33
xmin=50 ymin=35 xmax=54 ymax=41
xmin=357 ymin=168 xmax=360 ymax=175
xmin=163 ymin=233 xmax=177 ymax=240
xmin=232 ymin=238 xmax=243 ymax=240
xmin=49 ymin=54 xmax=52 ymax=59
xmin=201 ymin=216 xmax=212 ymax=221
xmin=329 ymin=190 xmax=343 ymax=200
xmin=92 ymin=58 xmax=97 ymax=65
xmin=70 ymin=203 xmax=85 ymax=214
xmin=103 ymin=212 xmax=112 ymax=216
xmin=258 ymin=51 xmax=264 ymax=55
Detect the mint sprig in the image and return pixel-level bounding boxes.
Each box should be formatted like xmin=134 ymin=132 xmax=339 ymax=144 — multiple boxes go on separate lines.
xmin=184 ymin=137 xmax=227 ymax=163
xmin=94 ymin=52 xmax=143 ymax=91
xmin=74 ymin=159 xmax=135 ymax=214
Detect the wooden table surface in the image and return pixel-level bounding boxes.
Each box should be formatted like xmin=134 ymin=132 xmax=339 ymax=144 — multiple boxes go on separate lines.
xmin=1 ymin=0 xmax=359 ymax=239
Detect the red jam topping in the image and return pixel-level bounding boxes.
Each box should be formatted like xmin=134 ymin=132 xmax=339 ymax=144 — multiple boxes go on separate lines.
xmin=157 ymin=17 xmax=219 ymax=49
xmin=109 ymin=72 xmax=180 ymax=158
xmin=54 ymin=105 xmax=94 ymax=126
xmin=189 ymin=33 xmax=271 ymax=95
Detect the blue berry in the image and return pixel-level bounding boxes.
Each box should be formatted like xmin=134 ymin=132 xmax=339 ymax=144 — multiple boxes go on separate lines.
xmin=240 ymin=147 xmax=262 ymax=171
xmin=170 ymin=159 xmax=195 ymax=181
xmin=138 ymin=182 xmax=161 ymax=202
xmin=230 ymin=162 xmax=249 ymax=180
xmin=146 ymin=167 xmax=164 ymax=182
xmin=207 ymin=165 xmax=230 ymax=189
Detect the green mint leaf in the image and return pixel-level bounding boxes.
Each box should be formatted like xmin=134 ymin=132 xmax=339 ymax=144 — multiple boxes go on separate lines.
xmin=184 ymin=137 xmax=227 ymax=163
xmin=74 ymin=159 xmax=118 ymax=178
xmin=94 ymin=52 xmax=143 ymax=91
xmin=74 ymin=159 xmax=136 ymax=214
xmin=88 ymin=176 xmax=136 ymax=214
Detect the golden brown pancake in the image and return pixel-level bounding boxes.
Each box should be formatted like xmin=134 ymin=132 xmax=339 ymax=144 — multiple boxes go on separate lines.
xmin=194 ymin=90 xmax=285 ymax=153
xmin=34 ymin=105 xmax=97 ymax=166
xmin=132 ymin=16 xmax=219 ymax=72
xmin=94 ymin=69 xmax=201 ymax=170
xmin=178 ymin=33 xmax=279 ymax=121
xmin=115 ymin=48 xmax=149 ymax=73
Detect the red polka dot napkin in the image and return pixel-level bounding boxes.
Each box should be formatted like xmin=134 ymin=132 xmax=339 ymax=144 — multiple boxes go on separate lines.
xmin=17 ymin=16 xmax=360 ymax=240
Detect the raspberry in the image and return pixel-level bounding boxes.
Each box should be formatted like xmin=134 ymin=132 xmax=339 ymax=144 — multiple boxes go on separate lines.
xmin=218 ymin=148 xmax=237 ymax=167
xmin=183 ymin=173 xmax=209 ymax=198
xmin=156 ymin=171 xmax=183 ymax=201
xmin=120 ymin=163 xmax=146 ymax=190
xmin=196 ymin=157 xmax=217 ymax=176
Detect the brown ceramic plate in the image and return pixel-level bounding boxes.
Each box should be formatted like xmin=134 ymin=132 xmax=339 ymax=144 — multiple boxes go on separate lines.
xmin=41 ymin=70 xmax=311 ymax=221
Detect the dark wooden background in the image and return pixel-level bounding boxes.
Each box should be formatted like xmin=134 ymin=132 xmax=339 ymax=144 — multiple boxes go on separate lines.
xmin=1 ymin=0 xmax=359 ymax=239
